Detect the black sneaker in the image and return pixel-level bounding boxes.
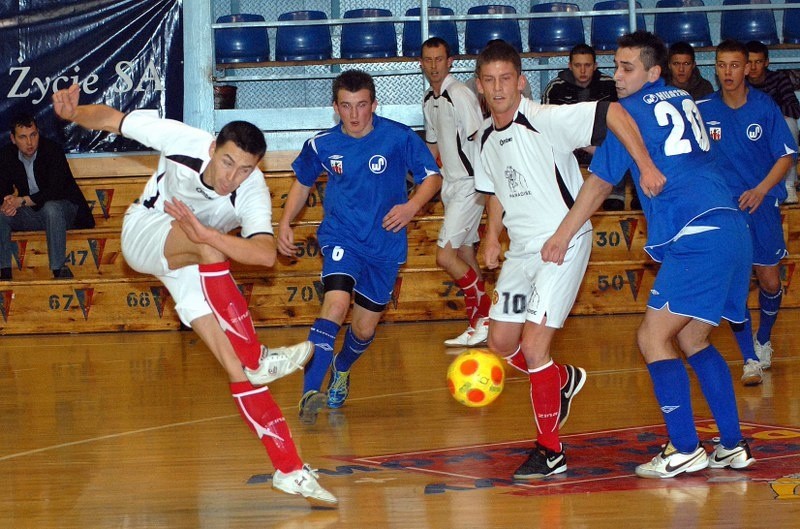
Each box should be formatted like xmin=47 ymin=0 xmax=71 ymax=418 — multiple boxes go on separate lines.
xmin=559 ymin=365 xmax=586 ymax=429
xmin=513 ymin=442 xmax=567 ymax=479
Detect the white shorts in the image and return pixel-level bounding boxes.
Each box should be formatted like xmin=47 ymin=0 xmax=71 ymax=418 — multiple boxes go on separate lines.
xmin=437 ymin=177 xmax=485 ymax=249
xmin=122 ymin=203 xmax=211 ymax=326
xmin=489 ymin=232 xmax=591 ymax=328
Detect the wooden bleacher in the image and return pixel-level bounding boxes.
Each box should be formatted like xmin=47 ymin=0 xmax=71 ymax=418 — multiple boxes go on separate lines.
xmin=1 ymin=154 xmax=799 ymax=335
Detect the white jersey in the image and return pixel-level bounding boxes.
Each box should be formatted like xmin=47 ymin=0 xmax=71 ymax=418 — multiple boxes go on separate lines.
xmin=475 ymin=98 xmax=597 ymax=256
xmin=423 ymin=74 xmax=483 ymax=184
xmin=120 ymin=110 xmax=272 ymax=238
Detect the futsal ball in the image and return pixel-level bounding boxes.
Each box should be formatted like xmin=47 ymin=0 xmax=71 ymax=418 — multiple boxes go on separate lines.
xmin=447 ymin=349 xmax=505 ymax=408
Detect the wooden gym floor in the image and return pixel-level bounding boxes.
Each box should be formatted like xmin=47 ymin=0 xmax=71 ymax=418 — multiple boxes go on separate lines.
xmin=2 ymin=311 xmax=800 ymax=529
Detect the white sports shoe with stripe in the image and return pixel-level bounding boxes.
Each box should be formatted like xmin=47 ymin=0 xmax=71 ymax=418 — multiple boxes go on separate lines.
xmin=635 ymin=442 xmax=708 ymax=478
xmin=272 ymin=464 xmax=338 ymax=507
xmin=245 ymin=341 xmax=313 ymax=385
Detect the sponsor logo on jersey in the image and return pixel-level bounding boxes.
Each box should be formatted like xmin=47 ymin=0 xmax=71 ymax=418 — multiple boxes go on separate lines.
xmin=330 ymin=155 xmax=343 ymax=174
xmin=499 ymin=137 xmax=513 ymax=146
xmin=504 ymin=166 xmax=531 ymax=198
xmin=195 ymin=187 xmax=214 ymax=200
xmin=747 ymin=123 xmax=763 ymax=141
xmin=369 ymin=155 xmax=387 ymax=174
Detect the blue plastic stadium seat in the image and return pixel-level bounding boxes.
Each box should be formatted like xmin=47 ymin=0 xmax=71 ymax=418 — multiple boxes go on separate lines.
xmin=402 ymin=6 xmax=459 ymax=57
xmin=215 ymin=14 xmax=270 ymax=63
xmin=720 ymin=0 xmax=778 ymax=45
xmin=591 ymin=1 xmax=646 ymax=51
xmin=275 ymin=11 xmax=333 ymax=61
xmin=654 ymin=0 xmax=712 ymax=47
xmin=340 ymin=8 xmax=398 ymax=59
xmin=465 ymin=5 xmax=523 ymax=55
xmin=528 ymin=3 xmax=585 ymax=53
xmin=785 ymin=0 xmax=800 ymax=44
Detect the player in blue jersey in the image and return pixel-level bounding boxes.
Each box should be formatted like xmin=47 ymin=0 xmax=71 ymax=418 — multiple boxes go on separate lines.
xmin=697 ymin=40 xmax=798 ymax=385
xmin=278 ymin=70 xmax=442 ymax=425
xmin=542 ymin=31 xmax=756 ymax=478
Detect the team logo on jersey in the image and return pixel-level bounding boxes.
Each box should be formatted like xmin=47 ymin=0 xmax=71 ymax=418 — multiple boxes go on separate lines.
xmin=709 ymin=126 xmax=722 ymax=141
xmin=504 ymin=166 xmax=531 ymax=198
xmin=369 ymin=155 xmax=387 ymax=174
xmin=330 ymin=155 xmax=344 ymax=174
xmin=643 ymin=93 xmax=659 ymax=105
xmin=747 ymin=123 xmax=763 ymax=141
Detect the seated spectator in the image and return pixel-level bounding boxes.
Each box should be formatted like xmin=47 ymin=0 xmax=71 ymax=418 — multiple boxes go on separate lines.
xmin=663 ymin=41 xmax=714 ymax=100
xmin=0 ymin=112 xmax=95 ymax=279
xmin=542 ymin=44 xmax=636 ymax=211
xmin=746 ymin=40 xmax=800 ymax=204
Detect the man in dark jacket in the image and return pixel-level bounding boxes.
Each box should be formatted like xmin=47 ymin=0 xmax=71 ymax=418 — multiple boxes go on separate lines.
xmin=663 ymin=41 xmax=714 ymax=100
xmin=0 ymin=112 xmax=94 ymax=279
xmin=542 ymin=44 xmax=634 ymax=210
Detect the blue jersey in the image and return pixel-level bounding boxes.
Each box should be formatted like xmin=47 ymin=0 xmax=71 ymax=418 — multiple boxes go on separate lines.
xmin=590 ymin=79 xmax=738 ymax=261
xmin=697 ymin=87 xmax=797 ymax=202
xmin=293 ymin=115 xmax=439 ymax=263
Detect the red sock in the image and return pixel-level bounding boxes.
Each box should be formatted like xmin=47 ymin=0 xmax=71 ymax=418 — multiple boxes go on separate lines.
xmin=504 ymin=346 xmax=529 ymax=374
xmin=199 ymin=261 xmax=260 ymax=369
xmin=529 ymin=360 xmax=562 ymax=452
xmin=231 ymin=381 xmax=303 ymax=473
xmin=473 ymin=279 xmax=491 ymax=323
xmin=455 ymin=268 xmax=480 ymax=324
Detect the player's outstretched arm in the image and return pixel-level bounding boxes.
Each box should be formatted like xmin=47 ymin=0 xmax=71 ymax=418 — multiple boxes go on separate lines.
xmin=383 ymin=173 xmax=442 ymax=233
xmin=605 ymin=102 xmax=665 ymax=198
xmin=277 ymin=180 xmax=312 ymax=257
xmin=483 ymin=195 xmax=504 ymax=270
xmin=542 ymin=174 xmax=611 ymax=265
xmin=53 ymin=84 xmax=124 ymax=134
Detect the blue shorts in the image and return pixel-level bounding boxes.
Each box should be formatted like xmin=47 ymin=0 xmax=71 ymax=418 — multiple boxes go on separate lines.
xmin=740 ymin=199 xmax=788 ymax=266
xmin=648 ymin=210 xmax=751 ymax=325
xmin=321 ymin=244 xmax=400 ymax=306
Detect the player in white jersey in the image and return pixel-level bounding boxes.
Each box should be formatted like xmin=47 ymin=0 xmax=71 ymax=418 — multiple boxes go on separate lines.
xmin=473 ymin=40 xmax=663 ymax=480
xmin=52 ymin=84 xmax=337 ymax=507
xmin=420 ymin=37 xmax=490 ymax=347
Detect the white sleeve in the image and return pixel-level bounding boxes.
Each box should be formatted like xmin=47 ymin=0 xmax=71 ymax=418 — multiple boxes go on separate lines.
xmin=532 ymin=101 xmax=598 ymax=154
xmin=235 ymin=169 xmax=273 ymax=237
xmin=120 ymin=110 xmax=214 ymax=155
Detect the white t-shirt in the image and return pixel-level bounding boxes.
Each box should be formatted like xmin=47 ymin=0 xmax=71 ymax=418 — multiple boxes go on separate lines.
xmin=120 ymin=110 xmax=272 ymax=237
xmin=475 ymin=98 xmax=597 ymax=256
xmin=423 ymin=74 xmax=483 ymax=183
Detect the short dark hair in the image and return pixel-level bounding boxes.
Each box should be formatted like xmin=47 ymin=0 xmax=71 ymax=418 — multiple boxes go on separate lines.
xmin=668 ymin=41 xmax=696 ymax=61
xmin=476 ymin=39 xmax=521 ymax=76
xmin=216 ymin=121 xmax=267 ymax=159
xmin=717 ymin=39 xmax=749 ymax=59
xmin=745 ymin=40 xmax=769 ymax=58
xmin=617 ymin=30 xmax=668 ymax=72
xmin=332 ymin=69 xmax=376 ymax=103
xmin=10 ymin=112 xmax=36 ymax=133
xmin=421 ymin=36 xmax=451 ymax=57
xmin=569 ymin=43 xmax=597 ymax=63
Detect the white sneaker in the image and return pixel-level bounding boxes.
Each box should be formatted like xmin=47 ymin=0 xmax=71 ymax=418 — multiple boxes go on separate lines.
xmin=741 ymin=359 xmax=763 ymax=386
xmin=272 ymin=464 xmax=338 ymax=507
xmin=708 ymin=439 xmax=756 ymax=469
xmin=785 ymin=183 xmax=798 ymax=204
xmin=753 ymin=337 xmax=773 ymax=369
xmin=245 ymin=341 xmax=313 ymax=385
xmin=444 ymin=326 xmax=475 ymax=347
xmin=466 ymin=318 xmax=489 ymax=346
xmin=635 ymin=442 xmax=708 ymax=479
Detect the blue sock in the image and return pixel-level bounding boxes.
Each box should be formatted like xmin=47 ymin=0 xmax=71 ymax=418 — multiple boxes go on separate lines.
xmin=647 ymin=359 xmax=698 ymax=453
xmin=687 ymin=344 xmax=743 ymax=449
xmin=730 ymin=318 xmax=758 ymax=363
xmin=303 ymin=318 xmax=340 ymax=394
xmin=756 ymin=288 xmax=782 ymax=345
xmin=334 ymin=326 xmax=374 ymax=372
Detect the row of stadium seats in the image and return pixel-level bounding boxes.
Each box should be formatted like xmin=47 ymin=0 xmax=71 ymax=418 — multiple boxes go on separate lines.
xmin=214 ymin=1 xmax=800 ymax=64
